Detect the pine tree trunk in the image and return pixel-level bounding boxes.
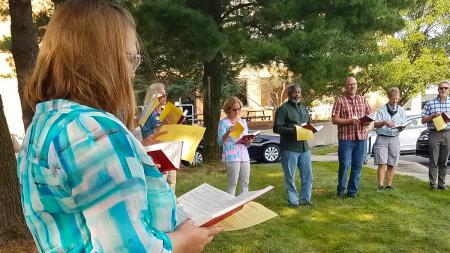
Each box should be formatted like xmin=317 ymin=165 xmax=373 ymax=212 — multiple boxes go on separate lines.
xmin=0 ymin=95 xmax=30 ymax=240
xmin=9 ymin=0 xmax=39 ymax=130
xmin=202 ymin=55 xmax=223 ymax=162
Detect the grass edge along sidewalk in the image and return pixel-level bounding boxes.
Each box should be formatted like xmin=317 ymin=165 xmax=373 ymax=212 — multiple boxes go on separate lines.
xmin=177 ymin=162 xmax=450 ymax=253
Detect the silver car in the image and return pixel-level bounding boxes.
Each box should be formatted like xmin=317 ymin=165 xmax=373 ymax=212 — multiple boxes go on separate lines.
xmin=367 ymin=115 xmax=426 ymax=155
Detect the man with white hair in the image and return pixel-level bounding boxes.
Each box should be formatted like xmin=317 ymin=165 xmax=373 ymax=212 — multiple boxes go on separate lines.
xmin=372 ymin=87 xmax=407 ymax=192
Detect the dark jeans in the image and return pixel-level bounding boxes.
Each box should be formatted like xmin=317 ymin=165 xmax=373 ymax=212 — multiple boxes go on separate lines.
xmin=337 ymin=140 xmax=366 ymax=195
xmin=428 ymin=130 xmax=450 ymax=187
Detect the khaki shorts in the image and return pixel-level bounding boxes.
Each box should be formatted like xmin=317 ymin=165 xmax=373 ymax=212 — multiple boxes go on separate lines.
xmin=372 ymin=135 xmax=400 ymax=166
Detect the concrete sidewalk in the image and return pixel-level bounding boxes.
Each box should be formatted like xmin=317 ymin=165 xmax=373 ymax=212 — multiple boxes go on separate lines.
xmin=311 ymin=153 xmax=450 ymax=185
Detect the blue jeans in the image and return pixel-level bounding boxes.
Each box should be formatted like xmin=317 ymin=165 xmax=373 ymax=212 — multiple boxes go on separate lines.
xmin=280 ymin=150 xmax=313 ymax=205
xmin=337 ymin=140 xmax=366 ymax=195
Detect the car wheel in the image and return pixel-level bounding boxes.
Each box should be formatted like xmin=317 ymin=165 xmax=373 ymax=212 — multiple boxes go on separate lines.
xmin=190 ymin=150 xmax=204 ymax=166
xmin=261 ymin=144 xmax=280 ymax=163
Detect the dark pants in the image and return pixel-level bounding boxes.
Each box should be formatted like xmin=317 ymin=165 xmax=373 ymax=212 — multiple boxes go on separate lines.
xmin=337 ymin=140 xmax=367 ymax=195
xmin=428 ymin=130 xmax=450 ymax=187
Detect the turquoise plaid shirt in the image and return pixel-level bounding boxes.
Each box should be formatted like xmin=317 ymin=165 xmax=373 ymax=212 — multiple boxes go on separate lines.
xmin=17 ymin=99 xmax=176 ymax=253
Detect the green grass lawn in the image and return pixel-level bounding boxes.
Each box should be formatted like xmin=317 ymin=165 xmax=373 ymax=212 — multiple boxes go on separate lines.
xmin=177 ymin=162 xmax=450 ymax=253
xmin=311 ymin=145 xmax=338 ymax=155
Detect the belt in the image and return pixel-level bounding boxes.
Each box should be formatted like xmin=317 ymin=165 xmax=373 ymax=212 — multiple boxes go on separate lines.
xmin=429 ymin=128 xmax=450 ymax=132
xmin=378 ymin=134 xmax=398 ymax=137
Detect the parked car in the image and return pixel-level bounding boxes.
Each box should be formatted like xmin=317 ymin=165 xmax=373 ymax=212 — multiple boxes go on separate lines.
xmin=367 ymin=115 xmax=427 ymax=155
xmin=248 ymin=134 xmax=281 ymax=163
xmin=187 ymin=133 xmax=281 ymax=166
xmin=416 ymin=129 xmax=429 ymax=158
xmin=416 ymin=127 xmax=450 ymax=162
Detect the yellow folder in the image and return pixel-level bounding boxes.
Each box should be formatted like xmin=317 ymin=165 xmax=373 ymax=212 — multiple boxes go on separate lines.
xmin=229 ymin=121 xmax=245 ymax=140
xmin=217 ymin=201 xmax=278 ymax=231
xmin=155 ymin=124 xmax=206 ymax=162
xmin=295 ymin=125 xmax=313 ymax=141
xmin=159 ymin=102 xmax=184 ymax=125
xmin=139 ymin=96 xmax=159 ymax=126
xmin=433 ymin=116 xmax=447 ymax=131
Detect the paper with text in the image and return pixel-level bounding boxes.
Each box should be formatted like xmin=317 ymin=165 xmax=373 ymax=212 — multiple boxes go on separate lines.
xmin=176 ymin=183 xmax=274 ymax=227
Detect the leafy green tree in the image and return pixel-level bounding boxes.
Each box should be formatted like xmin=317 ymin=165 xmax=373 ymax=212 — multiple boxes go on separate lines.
xmin=132 ymin=0 xmax=408 ymax=161
xmin=359 ymin=0 xmax=450 ymax=105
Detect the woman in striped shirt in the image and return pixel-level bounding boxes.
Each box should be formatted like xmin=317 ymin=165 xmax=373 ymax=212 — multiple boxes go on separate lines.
xmin=18 ymin=1 xmax=221 ymax=252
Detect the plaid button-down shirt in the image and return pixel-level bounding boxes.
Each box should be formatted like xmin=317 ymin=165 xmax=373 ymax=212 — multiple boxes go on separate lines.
xmin=332 ymin=94 xmax=371 ymax=140
xmin=421 ymin=96 xmax=450 ymax=130
xmin=18 ymin=99 xmax=175 ymax=253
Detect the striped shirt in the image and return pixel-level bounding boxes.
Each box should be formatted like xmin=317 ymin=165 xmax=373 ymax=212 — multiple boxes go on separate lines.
xmin=332 ymin=94 xmax=371 ymax=140
xmin=374 ymin=104 xmax=408 ymax=137
xmin=421 ymin=96 xmax=450 ymax=129
xmin=17 ymin=99 xmax=175 ymax=253
xmin=217 ymin=118 xmax=250 ymax=162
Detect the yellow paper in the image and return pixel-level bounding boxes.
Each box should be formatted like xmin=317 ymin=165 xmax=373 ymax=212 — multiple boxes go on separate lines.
xmin=139 ymin=96 xmax=159 ymax=126
xmin=295 ymin=125 xmax=313 ymax=141
xmin=159 ymin=102 xmax=184 ymax=125
xmin=433 ymin=116 xmax=447 ymax=131
xmin=155 ymin=124 xmax=206 ymax=162
xmin=217 ymin=201 xmax=278 ymax=231
xmin=229 ymin=121 xmax=244 ymax=140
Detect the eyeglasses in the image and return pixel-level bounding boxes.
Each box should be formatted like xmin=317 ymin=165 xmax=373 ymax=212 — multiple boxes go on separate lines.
xmin=158 ymin=93 xmax=168 ymax=98
xmin=126 ymin=52 xmax=142 ymax=72
xmin=439 ymin=87 xmax=449 ymax=90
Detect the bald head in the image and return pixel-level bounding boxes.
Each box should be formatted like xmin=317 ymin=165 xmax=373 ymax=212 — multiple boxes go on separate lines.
xmin=345 ymin=76 xmax=358 ymax=97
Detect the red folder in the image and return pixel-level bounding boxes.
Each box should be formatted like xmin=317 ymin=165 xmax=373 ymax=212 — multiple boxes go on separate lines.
xmin=300 ymin=123 xmax=323 ymax=133
xmin=145 ymin=141 xmax=183 ymax=172
xmin=235 ymin=131 xmax=261 ymax=144
xmin=359 ymin=115 xmax=374 ymax=123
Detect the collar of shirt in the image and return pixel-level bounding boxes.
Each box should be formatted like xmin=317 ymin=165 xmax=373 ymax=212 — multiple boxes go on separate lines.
xmin=287 ymin=100 xmax=301 ymax=107
xmin=434 ymin=96 xmax=450 ymax=103
xmin=35 ymin=99 xmax=87 ymax=114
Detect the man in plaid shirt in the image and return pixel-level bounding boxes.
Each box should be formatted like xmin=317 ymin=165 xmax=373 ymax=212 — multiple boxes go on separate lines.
xmin=332 ymin=76 xmax=371 ymax=198
xmin=421 ymin=80 xmax=450 ymax=190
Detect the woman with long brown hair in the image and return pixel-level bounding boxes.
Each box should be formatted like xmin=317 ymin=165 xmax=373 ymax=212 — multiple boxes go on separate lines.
xmin=18 ymin=1 xmax=221 ymax=252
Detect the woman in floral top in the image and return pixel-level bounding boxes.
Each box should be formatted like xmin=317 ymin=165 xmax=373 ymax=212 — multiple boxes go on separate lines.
xmin=218 ymin=97 xmax=253 ymax=195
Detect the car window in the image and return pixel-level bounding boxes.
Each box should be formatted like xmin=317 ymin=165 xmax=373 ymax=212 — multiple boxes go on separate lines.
xmin=406 ymin=117 xmax=426 ymax=129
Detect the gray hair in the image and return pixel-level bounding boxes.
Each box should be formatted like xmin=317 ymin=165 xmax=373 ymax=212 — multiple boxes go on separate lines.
xmin=387 ymin=87 xmax=400 ymax=97
xmin=143 ymin=82 xmax=165 ymax=105
xmin=438 ymin=80 xmax=450 ymax=87
xmin=287 ymin=84 xmax=301 ymax=94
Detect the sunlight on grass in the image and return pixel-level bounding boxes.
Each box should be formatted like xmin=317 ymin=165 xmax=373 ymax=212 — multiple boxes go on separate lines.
xmin=356 ymin=213 xmax=375 ymax=221
xmin=262 ymin=172 xmax=283 ymax=178
xmin=278 ymin=208 xmax=299 ymax=217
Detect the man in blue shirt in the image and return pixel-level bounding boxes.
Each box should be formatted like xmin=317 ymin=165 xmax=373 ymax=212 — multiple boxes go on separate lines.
xmin=421 ymin=80 xmax=450 ymax=190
